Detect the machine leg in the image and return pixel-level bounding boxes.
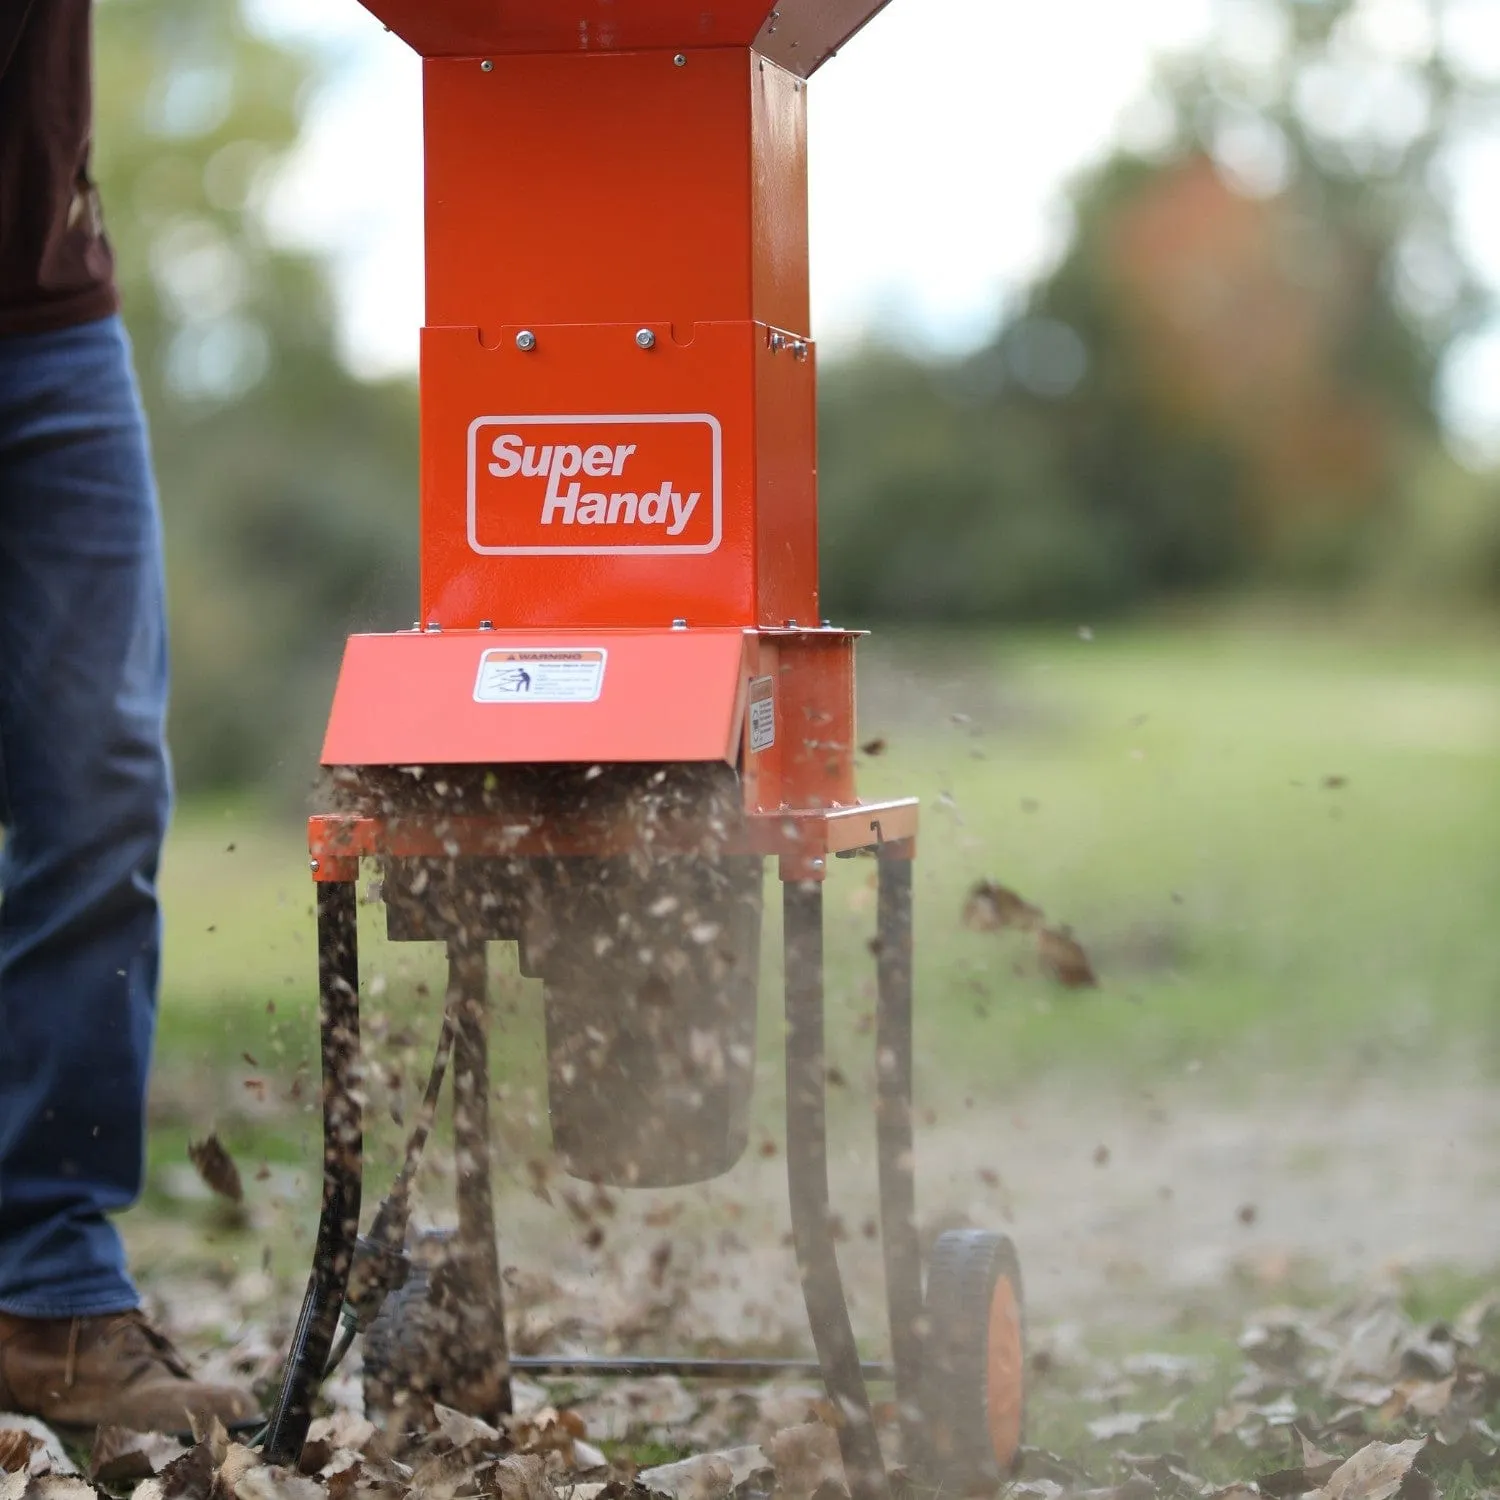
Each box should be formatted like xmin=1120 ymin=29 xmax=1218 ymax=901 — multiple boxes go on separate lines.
xmin=783 ymin=880 xmax=891 ymax=1500
xmin=874 ymin=853 xmax=923 ymax=1465
xmin=262 ymin=881 xmax=364 ymax=1466
xmin=448 ymin=939 xmax=513 ymax=1422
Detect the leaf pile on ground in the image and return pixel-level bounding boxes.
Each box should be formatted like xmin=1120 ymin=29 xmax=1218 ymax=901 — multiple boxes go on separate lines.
xmin=1025 ymin=1286 xmax=1500 ymax=1500
xmin=14 ymin=1281 xmax=1500 ymax=1500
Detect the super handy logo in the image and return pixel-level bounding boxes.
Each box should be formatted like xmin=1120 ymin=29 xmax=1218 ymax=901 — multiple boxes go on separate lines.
xmin=467 ymin=414 xmax=722 ymax=556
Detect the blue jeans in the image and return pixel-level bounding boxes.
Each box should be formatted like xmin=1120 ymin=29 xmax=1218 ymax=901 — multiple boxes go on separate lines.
xmin=0 ymin=315 xmax=169 ymax=1317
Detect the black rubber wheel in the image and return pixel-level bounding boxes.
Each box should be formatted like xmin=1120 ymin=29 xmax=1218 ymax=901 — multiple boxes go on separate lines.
xmin=918 ymin=1229 xmax=1026 ymax=1490
xmin=363 ymin=1229 xmax=502 ymax=1434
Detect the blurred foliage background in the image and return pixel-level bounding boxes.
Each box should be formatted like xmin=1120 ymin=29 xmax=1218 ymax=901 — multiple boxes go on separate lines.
xmin=91 ymin=0 xmax=1500 ymax=795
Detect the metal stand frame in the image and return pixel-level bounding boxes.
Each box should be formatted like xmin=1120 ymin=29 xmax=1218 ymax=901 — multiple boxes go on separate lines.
xmin=263 ymin=842 xmax=920 ymax=1500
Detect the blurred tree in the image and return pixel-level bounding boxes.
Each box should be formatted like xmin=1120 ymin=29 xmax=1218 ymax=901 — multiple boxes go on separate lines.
xmin=93 ymin=0 xmax=418 ymax=793
xmin=820 ymin=0 xmax=1500 ymax=621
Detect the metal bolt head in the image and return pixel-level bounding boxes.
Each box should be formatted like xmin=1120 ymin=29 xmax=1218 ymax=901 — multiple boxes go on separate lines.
xmin=479 ymin=619 xmax=494 ymax=631
xmin=674 ymin=54 xmax=687 ymax=66
xmin=672 ymin=618 xmax=688 ymax=630
xmin=635 ymin=328 xmax=656 ymax=350
xmin=516 ymin=330 xmax=537 ymax=352
xmin=309 ymin=858 xmax=320 ymax=872
xmin=481 ymin=59 xmax=494 ymax=71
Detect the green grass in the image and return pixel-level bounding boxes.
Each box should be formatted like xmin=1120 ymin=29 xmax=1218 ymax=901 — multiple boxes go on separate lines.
xmin=842 ymin=615 xmax=1500 ymax=1098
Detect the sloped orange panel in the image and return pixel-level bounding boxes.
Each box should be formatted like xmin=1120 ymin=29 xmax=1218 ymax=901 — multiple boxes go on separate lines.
xmin=753 ymin=0 xmax=896 ymax=75
xmin=354 ymin=0 xmax=895 ymax=75
xmin=321 ymin=629 xmax=749 ymax=766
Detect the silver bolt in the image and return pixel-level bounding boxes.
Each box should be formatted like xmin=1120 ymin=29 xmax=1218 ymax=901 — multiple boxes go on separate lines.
xmin=426 ymin=620 xmax=441 ymax=632
xmin=310 ymin=859 xmax=320 ymax=872
xmin=481 ymin=59 xmax=493 ymax=72
xmin=672 ymin=618 xmax=688 ymax=630
xmin=479 ymin=619 xmax=494 ymax=631
xmin=516 ymin=330 xmax=537 ymax=352
xmin=636 ymin=328 xmax=656 ymax=350
xmin=674 ymin=54 xmax=687 ymax=66
xmin=811 ymin=858 xmax=826 ymax=872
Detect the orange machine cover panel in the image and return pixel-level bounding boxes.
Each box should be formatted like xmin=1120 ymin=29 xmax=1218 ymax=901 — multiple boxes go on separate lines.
xmin=353 ymin=0 xmax=895 ymax=76
xmin=321 ymin=629 xmax=748 ymax=766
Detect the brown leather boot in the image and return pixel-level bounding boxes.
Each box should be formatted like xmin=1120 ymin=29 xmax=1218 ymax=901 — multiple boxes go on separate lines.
xmin=0 ymin=1311 xmax=260 ymax=1435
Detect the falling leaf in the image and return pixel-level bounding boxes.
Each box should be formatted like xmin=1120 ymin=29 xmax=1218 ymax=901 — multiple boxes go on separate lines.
xmin=859 ymin=738 xmax=888 ymax=757
xmin=1094 ymin=1145 xmax=1111 ymax=1167
xmin=1323 ymin=775 xmax=1348 ymax=790
xmin=1038 ymin=925 xmax=1099 ymax=989
xmin=1239 ymin=1204 xmax=1259 ymax=1226
xmin=1314 ymin=1439 xmax=1425 ymax=1500
xmin=962 ymin=880 xmax=1044 ymax=933
xmin=186 ymin=1135 xmax=243 ymax=1203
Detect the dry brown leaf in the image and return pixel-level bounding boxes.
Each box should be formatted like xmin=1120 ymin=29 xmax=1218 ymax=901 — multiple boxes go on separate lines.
xmin=1453 ymin=1292 xmax=1500 ymax=1347
xmin=1086 ymin=1412 xmax=1155 ymax=1442
xmin=1379 ymin=1378 xmax=1455 ymax=1425
xmin=859 ymin=738 xmax=887 ymax=758
xmin=1010 ymin=1483 xmax=1066 ymax=1500
xmin=186 ymin=1136 xmax=243 ymax=1204
xmin=305 ymin=1414 xmax=375 ymax=1455
xmin=484 ymin=1453 xmax=557 ymax=1500
xmin=149 ymin=1436 xmax=217 ymax=1500
xmin=765 ymin=1423 xmax=845 ymax=1500
xmin=1213 ymin=1403 xmax=1256 ymax=1439
xmin=1314 ymin=1439 xmax=1425 ymax=1500
xmin=0 ymin=1430 xmax=43 ymax=1475
xmin=218 ymin=1443 xmax=263 ymax=1495
xmin=409 ymin=1443 xmax=496 ymax=1500
xmin=1038 ymin=925 xmax=1099 ymax=989
xmin=639 ymin=1448 xmax=766 ymax=1500
xmin=1260 ymin=1460 xmax=1341 ymax=1496
xmin=88 ymin=1428 xmax=187 ymax=1484
xmin=231 ymin=1466 xmax=324 ymax=1500
xmin=24 ymin=1480 xmax=98 ymax=1500
xmin=432 ymin=1403 xmax=503 ymax=1450
xmin=1301 ymin=1432 xmax=1341 ymax=1468
xmin=961 ymin=881 xmax=1044 ymax=934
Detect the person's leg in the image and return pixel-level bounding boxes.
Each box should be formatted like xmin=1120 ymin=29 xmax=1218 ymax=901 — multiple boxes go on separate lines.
xmin=0 ymin=314 xmax=170 ymax=1317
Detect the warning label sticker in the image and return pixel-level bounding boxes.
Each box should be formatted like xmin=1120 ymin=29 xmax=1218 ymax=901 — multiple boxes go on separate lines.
xmin=467 ymin=413 xmax=722 ymax=556
xmin=474 ymin=648 xmax=607 ymax=704
xmin=749 ymin=676 xmax=776 ymax=753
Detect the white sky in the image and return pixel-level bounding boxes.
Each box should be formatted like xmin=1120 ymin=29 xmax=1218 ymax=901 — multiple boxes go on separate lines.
xmin=255 ymin=0 xmax=1500 ymax=455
